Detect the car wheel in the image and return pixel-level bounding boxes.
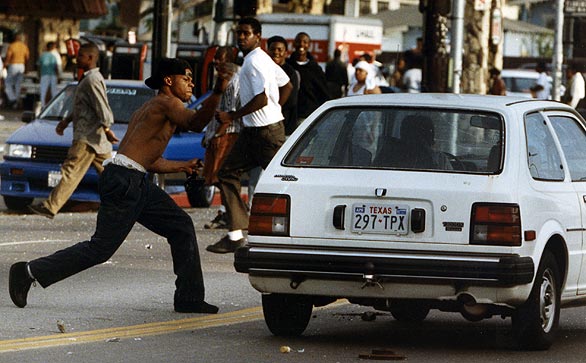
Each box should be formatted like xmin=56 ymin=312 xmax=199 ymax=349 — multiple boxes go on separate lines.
xmin=262 ymin=293 xmax=313 ymax=337
xmin=512 ymin=250 xmax=560 ymax=350
xmin=389 ymin=300 xmax=430 ymax=322
xmin=185 ymin=176 xmax=214 ymax=208
xmin=3 ymin=196 xmax=34 ymax=211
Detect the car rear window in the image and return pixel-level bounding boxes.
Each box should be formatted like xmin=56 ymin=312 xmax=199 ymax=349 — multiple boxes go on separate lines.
xmin=39 ymin=85 xmax=156 ymax=124
xmin=283 ymin=107 xmax=503 ymax=174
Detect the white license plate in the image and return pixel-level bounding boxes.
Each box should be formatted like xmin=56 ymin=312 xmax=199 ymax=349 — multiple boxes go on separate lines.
xmin=48 ymin=170 xmax=62 ymax=187
xmin=351 ymin=203 xmax=409 ymax=234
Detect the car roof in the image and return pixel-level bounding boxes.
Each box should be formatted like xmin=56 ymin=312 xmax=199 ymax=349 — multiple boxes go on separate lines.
xmin=501 ymin=69 xmax=540 ymax=77
xmin=64 ymin=79 xmax=150 ymax=89
xmin=320 ymin=93 xmax=574 ymax=114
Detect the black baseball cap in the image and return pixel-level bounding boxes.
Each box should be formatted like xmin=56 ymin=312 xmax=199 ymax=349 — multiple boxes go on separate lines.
xmin=145 ymin=58 xmax=193 ymax=89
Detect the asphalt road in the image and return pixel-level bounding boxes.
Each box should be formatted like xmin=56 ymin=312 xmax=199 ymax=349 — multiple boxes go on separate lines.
xmin=4 ymin=209 xmax=586 ymax=362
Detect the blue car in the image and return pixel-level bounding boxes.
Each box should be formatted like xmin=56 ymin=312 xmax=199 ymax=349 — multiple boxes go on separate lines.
xmin=0 ymin=80 xmax=214 ymax=211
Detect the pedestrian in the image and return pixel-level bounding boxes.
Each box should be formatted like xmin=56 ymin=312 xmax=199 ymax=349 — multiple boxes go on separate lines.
xmin=402 ymin=49 xmax=422 ymax=93
xmin=9 ymin=56 xmax=234 ymax=313
xmin=530 ymin=61 xmax=551 ymax=100
xmin=325 ymin=48 xmax=348 ymax=99
xmin=346 ymin=60 xmax=382 ymax=159
xmin=562 ymin=62 xmax=585 ymax=109
xmin=202 ymin=46 xmax=242 ymax=230
xmin=205 ymin=17 xmax=292 ymax=254
xmin=389 ymin=54 xmax=406 ymax=93
xmin=28 ymin=43 xmax=118 ymax=219
xmin=0 ymin=53 xmax=5 ymax=120
xmin=4 ymin=32 xmax=30 ymax=109
xmin=267 ymin=35 xmax=299 ymax=136
xmin=347 ymin=60 xmax=382 ymax=96
xmin=286 ymin=32 xmax=330 ymax=126
xmin=488 ymin=67 xmax=506 ymax=96
xmin=38 ymin=41 xmax=61 ymax=108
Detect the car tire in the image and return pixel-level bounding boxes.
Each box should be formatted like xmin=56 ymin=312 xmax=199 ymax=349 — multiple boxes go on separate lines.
xmin=262 ymin=293 xmax=313 ymax=337
xmin=512 ymin=250 xmax=560 ymax=351
xmin=185 ymin=177 xmax=214 ymax=208
xmin=3 ymin=196 xmax=34 ymax=211
xmin=389 ymin=300 xmax=430 ymax=322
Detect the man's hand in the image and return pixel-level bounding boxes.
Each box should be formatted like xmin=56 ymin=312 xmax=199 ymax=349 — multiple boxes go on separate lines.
xmin=179 ymin=158 xmax=204 ymax=175
xmin=215 ymin=110 xmax=234 ymax=126
xmin=55 ymin=119 xmax=69 ymax=135
xmin=212 ymin=62 xmax=236 ymax=94
xmin=105 ymin=129 xmax=119 ymax=144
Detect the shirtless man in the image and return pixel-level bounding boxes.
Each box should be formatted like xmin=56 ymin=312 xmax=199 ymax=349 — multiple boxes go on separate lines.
xmin=8 ymin=58 xmax=233 ymax=314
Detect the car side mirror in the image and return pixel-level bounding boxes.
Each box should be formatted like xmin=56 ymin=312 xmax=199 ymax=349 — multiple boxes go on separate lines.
xmin=21 ymin=111 xmax=36 ymax=123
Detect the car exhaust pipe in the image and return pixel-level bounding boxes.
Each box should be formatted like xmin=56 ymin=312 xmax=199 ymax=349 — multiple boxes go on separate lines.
xmin=457 ymin=292 xmax=490 ymax=322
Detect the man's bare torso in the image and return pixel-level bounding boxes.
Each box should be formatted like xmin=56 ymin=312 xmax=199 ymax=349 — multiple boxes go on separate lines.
xmin=117 ymin=94 xmax=178 ymax=170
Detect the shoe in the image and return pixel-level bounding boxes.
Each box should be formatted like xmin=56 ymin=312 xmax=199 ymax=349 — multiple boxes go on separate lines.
xmin=206 ymin=235 xmax=245 ymax=254
xmin=9 ymin=262 xmax=34 ymax=308
xmin=174 ymin=301 xmax=219 ymax=314
xmin=28 ymin=204 xmax=55 ymax=219
xmin=204 ymin=211 xmax=228 ymax=229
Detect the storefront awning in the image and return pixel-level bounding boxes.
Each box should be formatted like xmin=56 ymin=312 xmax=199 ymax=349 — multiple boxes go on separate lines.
xmin=0 ymin=0 xmax=108 ymax=19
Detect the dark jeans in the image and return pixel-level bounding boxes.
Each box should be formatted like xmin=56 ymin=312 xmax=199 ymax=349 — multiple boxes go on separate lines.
xmin=29 ymin=164 xmax=206 ymax=303
xmin=217 ymin=121 xmax=285 ymax=231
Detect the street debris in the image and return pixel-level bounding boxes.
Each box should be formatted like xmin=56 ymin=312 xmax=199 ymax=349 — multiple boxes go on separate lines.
xmin=145 ymin=244 xmax=152 ymax=249
xmin=358 ymin=348 xmax=405 ymax=361
xmin=57 ymin=320 xmax=66 ymax=333
xmin=106 ymin=337 xmax=121 ymax=343
xmin=279 ymin=345 xmax=292 ymax=353
xmin=361 ymin=311 xmax=377 ymax=321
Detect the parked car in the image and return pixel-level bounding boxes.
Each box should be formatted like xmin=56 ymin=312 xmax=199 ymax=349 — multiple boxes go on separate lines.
xmin=0 ymin=80 xmax=213 ymax=211
xmin=235 ymin=93 xmax=586 ymax=350
xmin=501 ymin=69 xmax=563 ymax=98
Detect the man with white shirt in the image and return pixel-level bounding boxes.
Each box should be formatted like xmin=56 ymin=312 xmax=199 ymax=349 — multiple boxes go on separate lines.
xmin=530 ymin=61 xmax=551 ymax=100
xmin=563 ymin=62 xmax=585 ymax=109
xmin=206 ymin=17 xmax=293 ymax=254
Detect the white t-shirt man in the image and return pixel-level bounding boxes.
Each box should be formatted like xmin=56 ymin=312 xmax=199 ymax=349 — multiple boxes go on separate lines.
xmin=239 ymin=47 xmax=290 ymax=127
xmin=534 ymin=72 xmax=551 ymax=100
xmin=403 ymin=68 xmax=422 ymax=93
xmin=568 ymin=71 xmax=585 ymax=109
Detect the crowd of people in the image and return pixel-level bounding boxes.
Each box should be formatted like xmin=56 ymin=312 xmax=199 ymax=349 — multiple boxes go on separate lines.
xmin=7 ymin=16 xmax=586 ymax=314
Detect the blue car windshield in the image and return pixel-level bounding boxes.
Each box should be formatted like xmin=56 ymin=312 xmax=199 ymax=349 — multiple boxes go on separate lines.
xmin=39 ymin=84 xmax=156 ymax=124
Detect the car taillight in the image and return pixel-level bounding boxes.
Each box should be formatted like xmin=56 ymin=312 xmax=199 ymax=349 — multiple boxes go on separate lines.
xmin=470 ymin=203 xmax=521 ymax=246
xmin=248 ymin=193 xmax=290 ymax=236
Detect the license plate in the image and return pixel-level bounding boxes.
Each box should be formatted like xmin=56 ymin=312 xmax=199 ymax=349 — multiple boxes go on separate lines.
xmin=351 ymin=203 xmax=409 ymax=234
xmin=48 ymin=170 xmax=62 ymax=187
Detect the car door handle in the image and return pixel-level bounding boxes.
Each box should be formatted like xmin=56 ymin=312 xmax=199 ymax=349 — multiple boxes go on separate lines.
xmin=333 ymin=205 xmax=346 ymax=230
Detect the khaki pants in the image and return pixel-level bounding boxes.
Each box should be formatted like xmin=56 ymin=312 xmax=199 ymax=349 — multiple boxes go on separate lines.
xmin=218 ymin=121 xmax=285 ymax=231
xmin=43 ymin=141 xmax=110 ymax=214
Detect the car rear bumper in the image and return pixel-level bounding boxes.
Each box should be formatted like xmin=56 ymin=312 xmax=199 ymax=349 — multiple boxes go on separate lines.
xmin=234 ymin=245 xmax=535 ymax=287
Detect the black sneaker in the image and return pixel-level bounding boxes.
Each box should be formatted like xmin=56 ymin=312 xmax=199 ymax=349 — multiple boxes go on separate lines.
xmin=9 ymin=262 xmax=34 ymax=308
xmin=205 ymin=235 xmax=245 ymax=254
xmin=174 ymin=301 xmax=219 ymax=314
xmin=204 ymin=211 xmax=228 ymax=229
xmin=28 ymin=204 xmax=55 ymax=219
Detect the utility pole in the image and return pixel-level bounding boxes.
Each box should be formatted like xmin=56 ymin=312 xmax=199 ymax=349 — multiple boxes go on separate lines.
xmin=450 ymin=0 xmax=465 ymax=93
xmin=151 ymin=0 xmax=172 ymax=62
xmin=552 ymin=0 xmax=564 ymax=101
xmin=420 ymin=0 xmax=450 ymax=92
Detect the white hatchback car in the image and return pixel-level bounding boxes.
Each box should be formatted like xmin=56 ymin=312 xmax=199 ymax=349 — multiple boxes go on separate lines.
xmin=235 ymin=93 xmax=586 ymax=350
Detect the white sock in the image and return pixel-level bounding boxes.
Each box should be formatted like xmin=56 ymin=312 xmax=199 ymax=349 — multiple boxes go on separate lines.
xmin=228 ymin=230 xmax=244 ymax=241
